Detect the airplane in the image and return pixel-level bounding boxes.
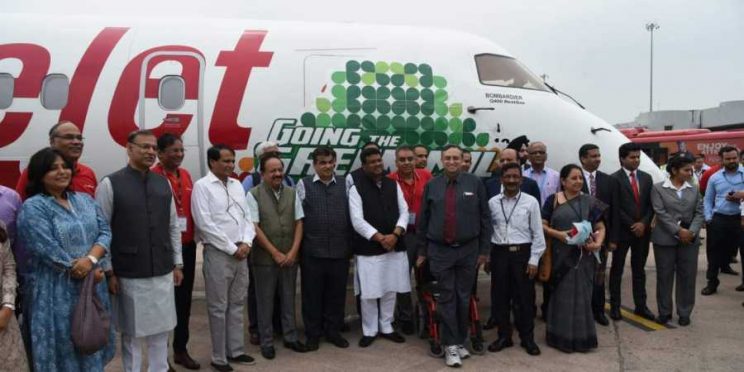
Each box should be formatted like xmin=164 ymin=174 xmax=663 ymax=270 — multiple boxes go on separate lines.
xmin=0 ymin=13 xmax=664 ymax=188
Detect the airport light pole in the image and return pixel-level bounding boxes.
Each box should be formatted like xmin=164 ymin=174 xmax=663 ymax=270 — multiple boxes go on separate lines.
xmin=646 ymin=22 xmax=660 ymax=112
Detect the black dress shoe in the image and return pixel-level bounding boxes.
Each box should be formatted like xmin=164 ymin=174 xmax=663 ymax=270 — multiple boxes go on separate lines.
xmin=736 ymin=284 xmax=744 ymax=292
xmin=678 ymin=316 xmax=691 ymax=326
xmin=358 ymin=335 xmax=376 ymax=347
xmin=284 ymin=341 xmax=308 ymax=353
xmin=701 ymin=285 xmax=717 ymax=296
xmin=249 ymin=333 xmax=260 ymax=346
xmin=174 ymin=351 xmax=201 ymax=370
xmin=380 ymin=331 xmax=406 ymax=343
xmin=227 ymin=354 xmax=256 ymax=365
xmin=609 ymin=306 xmax=622 ymax=320
xmin=487 ymin=337 xmax=513 ymax=352
xmin=400 ymin=321 xmax=415 ymax=335
xmin=520 ymin=340 xmax=541 ymax=356
xmin=306 ymin=338 xmax=319 ymax=351
xmin=721 ymin=266 xmax=739 ymax=275
xmin=326 ymin=334 xmax=350 ymax=348
xmin=594 ymin=312 xmax=609 ymax=326
xmin=210 ymin=362 xmax=234 ymax=372
xmin=483 ymin=318 xmax=497 ymax=330
xmin=656 ymin=315 xmax=671 ymax=325
xmin=634 ymin=307 xmax=656 ymax=321
xmin=261 ymin=346 xmax=275 ymax=360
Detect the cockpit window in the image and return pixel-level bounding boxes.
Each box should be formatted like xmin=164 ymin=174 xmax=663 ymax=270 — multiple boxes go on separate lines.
xmin=475 ymin=54 xmax=549 ymax=92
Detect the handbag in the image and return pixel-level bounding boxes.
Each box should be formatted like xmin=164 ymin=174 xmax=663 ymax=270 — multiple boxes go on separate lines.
xmin=537 ymin=194 xmax=560 ymax=283
xmin=71 ymin=270 xmax=111 ymax=355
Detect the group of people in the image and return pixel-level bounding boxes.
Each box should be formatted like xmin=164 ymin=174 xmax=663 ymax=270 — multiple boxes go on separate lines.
xmin=0 ymin=119 xmax=742 ymax=371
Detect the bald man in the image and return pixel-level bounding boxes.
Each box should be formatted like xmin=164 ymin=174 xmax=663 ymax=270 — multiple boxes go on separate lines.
xmin=523 ymin=142 xmax=560 ymax=206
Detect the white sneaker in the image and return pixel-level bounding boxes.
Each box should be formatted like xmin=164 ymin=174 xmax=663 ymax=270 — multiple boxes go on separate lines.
xmin=457 ymin=345 xmax=470 ymax=359
xmin=445 ymin=345 xmax=462 ymax=368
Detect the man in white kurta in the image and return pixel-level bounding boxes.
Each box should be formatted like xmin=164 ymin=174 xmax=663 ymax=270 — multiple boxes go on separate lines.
xmin=348 ymin=147 xmax=410 ymax=347
xmin=97 ymin=130 xmax=182 ymax=372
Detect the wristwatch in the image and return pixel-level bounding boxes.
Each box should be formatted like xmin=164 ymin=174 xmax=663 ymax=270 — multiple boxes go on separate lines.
xmin=87 ymin=254 xmax=99 ymax=264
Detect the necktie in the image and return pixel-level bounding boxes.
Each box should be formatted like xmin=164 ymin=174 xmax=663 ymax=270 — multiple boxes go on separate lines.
xmin=630 ymin=171 xmax=640 ymax=211
xmin=443 ymin=181 xmax=457 ymax=244
xmin=589 ymin=173 xmax=597 ymax=197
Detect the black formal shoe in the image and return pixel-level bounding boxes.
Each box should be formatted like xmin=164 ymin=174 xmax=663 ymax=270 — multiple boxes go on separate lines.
xmin=634 ymin=307 xmax=656 ymax=321
xmin=306 ymin=338 xmax=319 ymax=351
xmin=594 ymin=312 xmax=610 ymax=326
xmin=401 ymin=321 xmax=415 ymax=335
xmin=358 ymin=335 xmax=376 ymax=348
xmin=284 ymin=341 xmax=308 ymax=353
xmin=249 ymin=333 xmax=260 ymax=346
xmin=678 ymin=317 xmax=691 ymax=326
xmin=210 ymin=362 xmax=234 ymax=372
xmin=326 ymin=334 xmax=350 ymax=348
xmin=261 ymin=346 xmax=275 ymax=360
xmin=656 ymin=315 xmax=671 ymax=325
xmin=174 ymin=351 xmax=201 ymax=370
xmin=701 ymin=285 xmax=717 ymax=296
xmin=736 ymin=284 xmax=744 ymax=292
xmin=609 ymin=306 xmax=622 ymax=320
xmin=227 ymin=354 xmax=256 ymax=365
xmin=520 ymin=340 xmax=541 ymax=356
xmin=487 ymin=337 xmax=513 ymax=352
xmin=721 ymin=266 xmax=739 ymax=275
xmin=483 ymin=318 xmax=497 ymax=330
xmin=380 ymin=331 xmax=406 ymax=343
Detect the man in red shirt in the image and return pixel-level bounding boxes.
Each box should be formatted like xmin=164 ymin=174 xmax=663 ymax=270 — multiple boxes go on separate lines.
xmin=151 ymin=133 xmax=199 ymax=370
xmin=16 ymin=120 xmax=97 ymax=199
xmin=387 ymin=145 xmax=432 ymax=334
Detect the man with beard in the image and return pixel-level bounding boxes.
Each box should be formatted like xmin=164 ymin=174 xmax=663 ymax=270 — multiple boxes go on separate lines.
xmin=461 ymin=150 xmax=473 ymax=173
xmin=414 ymin=145 xmax=431 ymax=170
xmin=506 ymin=135 xmax=531 ymax=171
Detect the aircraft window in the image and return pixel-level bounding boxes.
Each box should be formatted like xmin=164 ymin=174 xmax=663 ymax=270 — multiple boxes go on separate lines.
xmin=159 ymin=75 xmax=185 ymax=110
xmin=475 ymin=54 xmax=549 ymax=91
xmin=41 ymin=74 xmax=69 ymax=110
xmin=0 ymin=73 xmax=13 ymax=109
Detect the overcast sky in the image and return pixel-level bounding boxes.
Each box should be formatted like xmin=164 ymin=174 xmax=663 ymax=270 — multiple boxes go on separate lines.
xmin=7 ymin=0 xmax=743 ymax=124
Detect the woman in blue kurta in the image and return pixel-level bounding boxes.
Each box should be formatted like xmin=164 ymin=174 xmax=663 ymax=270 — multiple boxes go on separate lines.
xmin=18 ymin=148 xmax=115 ymax=371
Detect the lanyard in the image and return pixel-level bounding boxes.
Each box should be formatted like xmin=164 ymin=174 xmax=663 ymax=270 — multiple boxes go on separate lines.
xmin=500 ymin=192 xmax=522 ymax=227
xmin=722 ymin=171 xmax=744 ymax=188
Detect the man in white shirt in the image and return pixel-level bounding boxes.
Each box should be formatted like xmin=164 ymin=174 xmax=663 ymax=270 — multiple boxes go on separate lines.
xmin=486 ymin=162 xmax=544 ymax=356
xmin=191 ymin=144 xmax=257 ymax=371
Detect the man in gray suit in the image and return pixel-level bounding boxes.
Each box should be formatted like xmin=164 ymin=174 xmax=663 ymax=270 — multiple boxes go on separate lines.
xmin=650 ymin=155 xmax=704 ymax=326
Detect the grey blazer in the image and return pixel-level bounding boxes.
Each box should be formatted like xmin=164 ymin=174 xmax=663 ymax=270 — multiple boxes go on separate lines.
xmin=650 ymin=181 xmax=705 ymax=247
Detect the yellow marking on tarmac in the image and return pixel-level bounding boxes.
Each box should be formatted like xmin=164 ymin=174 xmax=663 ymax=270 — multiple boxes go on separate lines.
xmin=604 ymin=303 xmax=667 ymax=331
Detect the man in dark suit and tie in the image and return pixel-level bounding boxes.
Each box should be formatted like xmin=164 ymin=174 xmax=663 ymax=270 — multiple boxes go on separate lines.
xmin=608 ymin=142 xmax=655 ymax=321
xmin=579 ymin=144 xmax=615 ymax=326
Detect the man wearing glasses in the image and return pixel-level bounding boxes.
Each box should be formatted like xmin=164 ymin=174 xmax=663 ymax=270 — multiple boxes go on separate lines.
xmin=96 ymin=130 xmax=183 ymax=372
xmin=523 ymin=142 xmax=560 ymax=207
xmin=16 ymin=120 xmax=97 ymax=199
xmin=387 ymin=145 xmax=432 ymax=335
xmin=192 ymin=144 xmax=258 ymax=371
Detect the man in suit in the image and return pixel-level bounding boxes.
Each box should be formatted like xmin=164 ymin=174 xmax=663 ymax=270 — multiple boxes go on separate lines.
xmin=483 ymin=148 xmax=541 ymax=330
xmin=608 ymin=142 xmax=655 ymax=321
xmin=579 ymin=144 xmax=614 ymax=326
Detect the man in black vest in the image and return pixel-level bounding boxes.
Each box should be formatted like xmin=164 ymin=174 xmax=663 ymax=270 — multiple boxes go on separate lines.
xmin=349 ymin=147 xmax=410 ymax=348
xmin=417 ymin=145 xmax=492 ymax=368
xmin=96 ymin=129 xmax=183 ymax=372
xmin=297 ymin=146 xmax=352 ymax=351
xmin=579 ymin=144 xmax=615 ymax=326
xmin=609 ymin=142 xmax=655 ymax=321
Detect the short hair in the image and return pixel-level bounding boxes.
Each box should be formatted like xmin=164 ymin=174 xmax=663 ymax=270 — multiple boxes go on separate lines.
xmin=255 ymin=141 xmax=278 ymax=158
xmin=127 ymin=129 xmax=155 ymax=144
xmin=25 ymin=147 xmax=74 ymax=198
xmin=48 ymin=120 xmax=75 ymax=140
xmin=206 ymin=144 xmax=235 ymax=169
xmin=362 ymin=141 xmax=380 ymax=150
xmin=666 ymin=153 xmax=694 ymax=175
xmin=360 ymin=147 xmax=382 ymax=165
xmin=259 ymin=152 xmax=284 ymax=173
xmin=413 ymin=144 xmax=429 ymax=154
xmin=694 ymin=153 xmax=705 ymax=160
xmin=559 ymin=163 xmax=583 ymax=180
xmin=157 ymin=132 xmax=182 ymax=152
xmin=719 ymin=146 xmax=739 ymax=158
xmin=462 ymin=149 xmax=472 ymax=155
xmin=579 ymin=143 xmax=599 ymax=159
xmin=618 ymin=142 xmax=641 ymax=159
xmin=501 ymin=162 xmax=522 ymax=176
xmin=441 ymin=144 xmax=463 ymax=155
xmin=311 ymin=146 xmax=336 ymax=163
xmin=395 ymin=145 xmax=414 ymax=157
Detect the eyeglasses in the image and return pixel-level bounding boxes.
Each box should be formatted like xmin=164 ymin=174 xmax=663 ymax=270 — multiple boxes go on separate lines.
xmin=129 ymin=142 xmax=158 ymax=151
xmin=54 ymin=134 xmax=84 ymax=141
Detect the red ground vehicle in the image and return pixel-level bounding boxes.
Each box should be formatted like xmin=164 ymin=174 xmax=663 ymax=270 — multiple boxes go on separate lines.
xmin=622 ymin=128 xmax=744 ymax=165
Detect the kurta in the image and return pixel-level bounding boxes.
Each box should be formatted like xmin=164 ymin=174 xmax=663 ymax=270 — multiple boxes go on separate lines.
xmin=18 ymin=192 xmax=116 ymax=371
